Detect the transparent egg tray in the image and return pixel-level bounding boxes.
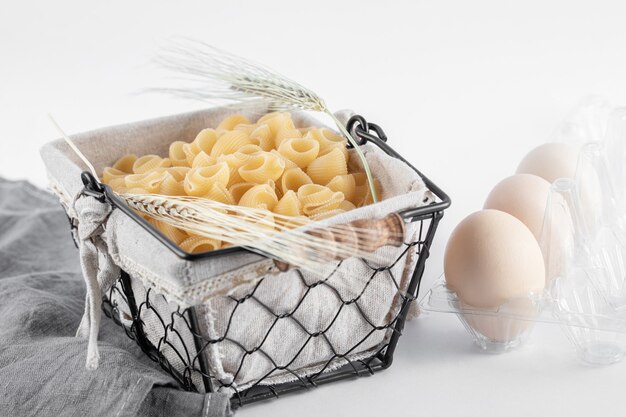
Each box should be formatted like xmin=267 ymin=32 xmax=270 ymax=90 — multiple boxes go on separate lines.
xmin=421 ymin=97 xmax=626 ymax=365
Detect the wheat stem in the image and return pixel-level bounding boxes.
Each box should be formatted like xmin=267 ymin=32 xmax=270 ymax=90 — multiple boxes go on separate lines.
xmin=326 ymin=111 xmax=378 ymax=203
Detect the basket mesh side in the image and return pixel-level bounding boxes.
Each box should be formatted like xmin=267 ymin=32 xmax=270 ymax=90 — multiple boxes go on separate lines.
xmin=103 ymin=213 xmax=434 ymax=406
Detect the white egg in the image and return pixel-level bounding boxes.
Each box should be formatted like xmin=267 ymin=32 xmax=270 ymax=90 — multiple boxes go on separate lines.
xmin=516 ymin=143 xmax=579 ymax=183
xmin=483 ymin=174 xmax=551 ymax=240
xmin=444 ymin=210 xmax=546 ymax=343
xmin=444 ymin=209 xmax=545 ymax=308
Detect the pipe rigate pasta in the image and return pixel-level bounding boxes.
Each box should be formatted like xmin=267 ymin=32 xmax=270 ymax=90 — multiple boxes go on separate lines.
xmin=102 ymin=111 xmax=381 ymax=253
xmin=306 ymin=148 xmax=348 ymax=185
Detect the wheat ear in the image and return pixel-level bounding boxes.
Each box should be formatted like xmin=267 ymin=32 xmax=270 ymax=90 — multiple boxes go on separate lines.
xmin=153 ymin=39 xmax=378 ymax=203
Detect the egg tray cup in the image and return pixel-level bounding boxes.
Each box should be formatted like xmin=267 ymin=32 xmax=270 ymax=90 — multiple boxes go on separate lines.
xmin=420 ymin=275 xmax=626 ymax=365
xmin=419 ymin=277 xmax=545 ymax=353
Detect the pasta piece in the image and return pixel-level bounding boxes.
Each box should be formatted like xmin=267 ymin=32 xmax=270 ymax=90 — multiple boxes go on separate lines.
xmin=193 ymin=128 xmax=218 ymax=154
xmin=280 ymin=167 xmax=313 ymax=194
xmin=159 ymin=172 xmax=186 ymax=196
xmin=218 ymin=154 xmax=246 ymax=186
xmin=183 ymin=143 xmax=200 ymax=166
xmin=217 ymin=114 xmax=251 ymax=131
xmin=149 ymin=218 xmax=187 ymax=245
xmin=305 ymin=128 xmax=349 ymax=159
xmin=179 ymin=235 xmax=222 ymax=253
xmin=297 ymin=184 xmax=344 ymax=217
xmin=306 ymin=147 xmax=348 ymax=185
xmin=102 ymin=167 xmax=126 ymax=184
xmin=133 ymin=155 xmax=171 ymax=174
xmin=347 ymin=150 xmax=366 ymax=173
xmin=326 ymin=174 xmax=356 ymax=202
xmin=267 ymin=179 xmax=280 ymax=199
xmin=310 ymin=209 xmax=346 ymax=221
xmin=273 ymin=190 xmax=301 ymax=217
xmin=257 ymin=112 xmax=295 ymax=134
xmin=166 ymin=167 xmax=190 ymax=181
xmin=270 ymin=150 xmax=298 ymax=169
xmin=351 ymin=172 xmax=367 ymax=205
xmin=233 ymin=144 xmax=262 ymax=161
xmin=169 ymin=141 xmax=190 ymax=167
xmin=249 ymin=124 xmax=274 ymax=151
xmin=239 ymin=152 xmax=285 ymax=183
xmin=234 ymin=123 xmax=256 ymax=136
xmin=339 ymin=200 xmax=357 ymax=211
xmin=352 ymin=173 xmax=382 ymax=207
xmin=256 ymin=112 xmax=299 ymax=147
xmin=112 ymin=154 xmax=137 ymax=173
xmin=360 ymin=178 xmax=382 ymax=207
xmin=239 ymin=184 xmax=278 ymax=211
xmin=206 ymin=183 xmax=236 ymax=205
xmin=229 ymin=182 xmax=258 ymax=203
xmin=125 ymin=171 xmax=166 ymax=193
xmin=184 ymin=163 xmax=230 ymax=196
xmin=274 ymin=128 xmax=302 ymax=148
xmin=107 ymin=177 xmax=127 ymax=192
xmin=192 ymin=151 xmax=216 ymax=168
xmin=278 ymin=137 xmax=320 ymax=169
xmin=210 ymin=130 xmax=252 ymax=157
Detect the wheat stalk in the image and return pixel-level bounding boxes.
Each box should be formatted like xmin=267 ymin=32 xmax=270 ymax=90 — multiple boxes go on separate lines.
xmin=120 ymin=192 xmax=401 ymax=272
xmin=153 ymin=39 xmax=379 ymax=203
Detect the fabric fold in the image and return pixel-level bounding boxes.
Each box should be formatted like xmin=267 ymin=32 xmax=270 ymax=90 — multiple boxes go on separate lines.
xmin=73 ymin=193 xmax=120 ymax=370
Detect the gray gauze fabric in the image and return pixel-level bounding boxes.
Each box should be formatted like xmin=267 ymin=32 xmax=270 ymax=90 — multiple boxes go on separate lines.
xmin=0 ymin=179 xmax=232 ymax=417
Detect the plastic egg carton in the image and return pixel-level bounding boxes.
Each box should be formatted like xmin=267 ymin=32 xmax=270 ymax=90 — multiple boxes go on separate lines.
xmin=420 ymin=97 xmax=626 ymax=365
xmin=420 ymin=274 xmax=626 ymax=364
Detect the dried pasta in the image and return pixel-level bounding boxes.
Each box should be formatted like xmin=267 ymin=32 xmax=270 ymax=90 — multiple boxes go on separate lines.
xmin=184 ymin=163 xmax=230 ymax=196
xmin=239 ymin=184 xmax=278 ymax=211
xmin=249 ymin=124 xmax=274 ymax=151
xmin=102 ymin=112 xmax=381 ymax=254
xmin=210 ymin=130 xmax=252 ymax=157
xmin=297 ymin=184 xmax=345 ymax=217
xmin=217 ymin=114 xmax=251 ymax=132
xmin=193 ymin=128 xmax=218 ymax=154
xmin=326 ymin=174 xmax=356 ymax=202
xmin=125 ymin=171 xmax=166 ymax=193
xmin=113 ymin=154 xmax=137 ymax=173
xmin=149 ymin=218 xmax=188 ymax=245
xmin=274 ymin=190 xmax=301 ymax=217
xmin=306 ymin=148 xmax=348 ymax=185
xmin=280 ymin=167 xmax=313 ymax=194
xmin=278 ymin=138 xmax=319 ymax=169
xmin=239 ymin=152 xmax=285 ymax=183
xmin=179 ymin=235 xmax=222 ymax=252
xmin=159 ymin=172 xmax=186 ymax=196
xmin=305 ymin=128 xmax=348 ymax=159
xmin=192 ymin=151 xmax=216 ymax=168
xmin=133 ymin=155 xmax=171 ymax=174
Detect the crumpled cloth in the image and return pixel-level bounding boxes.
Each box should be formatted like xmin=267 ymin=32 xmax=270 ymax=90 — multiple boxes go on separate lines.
xmin=73 ymin=193 xmax=121 ymax=370
xmin=0 ymin=178 xmax=232 ymax=417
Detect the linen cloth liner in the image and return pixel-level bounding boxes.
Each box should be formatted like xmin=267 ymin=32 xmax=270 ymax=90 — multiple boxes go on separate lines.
xmin=40 ymin=103 xmax=431 ymax=391
xmin=0 ymin=179 xmax=231 ymax=417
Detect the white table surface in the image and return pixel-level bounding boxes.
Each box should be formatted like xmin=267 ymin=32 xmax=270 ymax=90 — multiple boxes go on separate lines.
xmin=3 ymin=1 xmax=626 ymax=416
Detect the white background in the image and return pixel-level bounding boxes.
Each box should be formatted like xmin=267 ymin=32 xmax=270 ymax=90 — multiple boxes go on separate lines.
xmin=3 ymin=1 xmax=626 ymax=416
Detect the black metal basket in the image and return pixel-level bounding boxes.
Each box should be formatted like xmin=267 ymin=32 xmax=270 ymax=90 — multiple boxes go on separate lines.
xmin=79 ymin=115 xmax=450 ymax=409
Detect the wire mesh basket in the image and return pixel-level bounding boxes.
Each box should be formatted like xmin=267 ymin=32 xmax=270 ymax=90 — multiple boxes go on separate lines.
xmin=72 ymin=114 xmax=450 ymax=408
